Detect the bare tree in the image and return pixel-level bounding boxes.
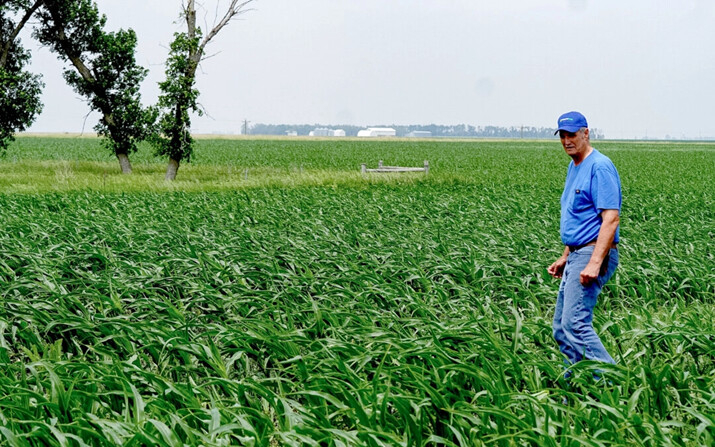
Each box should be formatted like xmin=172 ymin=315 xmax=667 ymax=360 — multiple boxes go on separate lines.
xmin=152 ymin=0 xmax=254 ymax=181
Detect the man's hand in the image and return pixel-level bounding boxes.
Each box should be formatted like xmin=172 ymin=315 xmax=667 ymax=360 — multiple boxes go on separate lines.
xmin=580 ymin=209 xmax=619 ymax=286
xmin=580 ymin=261 xmax=601 ymax=285
xmin=548 ymin=257 xmax=567 ymax=279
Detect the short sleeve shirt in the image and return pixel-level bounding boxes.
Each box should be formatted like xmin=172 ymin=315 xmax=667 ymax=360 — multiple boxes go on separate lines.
xmin=560 ymin=149 xmax=621 ymax=246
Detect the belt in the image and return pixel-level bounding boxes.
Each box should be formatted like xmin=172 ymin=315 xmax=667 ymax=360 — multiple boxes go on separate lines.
xmin=568 ymin=240 xmax=618 ymax=253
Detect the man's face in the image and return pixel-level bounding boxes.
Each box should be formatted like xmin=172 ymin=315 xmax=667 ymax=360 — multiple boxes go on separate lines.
xmin=559 ymin=128 xmax=589 ymax=158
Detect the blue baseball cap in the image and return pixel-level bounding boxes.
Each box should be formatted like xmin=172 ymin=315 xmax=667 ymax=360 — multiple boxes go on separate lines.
xmin=555 ymin=111 xmax=588 ymax=134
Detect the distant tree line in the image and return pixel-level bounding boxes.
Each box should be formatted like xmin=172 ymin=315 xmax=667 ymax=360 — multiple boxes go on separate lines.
xmin=250 ymin=123 xmax=605 ymax=139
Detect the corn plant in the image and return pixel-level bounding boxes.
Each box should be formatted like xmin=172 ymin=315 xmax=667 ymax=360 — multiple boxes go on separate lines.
xmin=0 ymin=138 xmax=712 ymax=445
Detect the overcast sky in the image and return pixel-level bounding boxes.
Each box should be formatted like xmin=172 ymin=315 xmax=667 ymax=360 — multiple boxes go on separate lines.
xmin=20 ymin=0 xmax=715 ymax=139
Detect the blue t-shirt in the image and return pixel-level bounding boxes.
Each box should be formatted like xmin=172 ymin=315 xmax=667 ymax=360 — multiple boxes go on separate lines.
xmin=560 ymin=149 xmax=621 ymax=246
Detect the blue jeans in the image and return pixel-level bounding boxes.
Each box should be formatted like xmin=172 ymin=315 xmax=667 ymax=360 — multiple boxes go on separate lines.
xmin=553 ymin=245 xmax=618 ymax=366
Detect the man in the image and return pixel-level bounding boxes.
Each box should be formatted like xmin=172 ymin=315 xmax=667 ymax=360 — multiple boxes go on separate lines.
xmin=547 ymin=111 xmax=621 ymax=368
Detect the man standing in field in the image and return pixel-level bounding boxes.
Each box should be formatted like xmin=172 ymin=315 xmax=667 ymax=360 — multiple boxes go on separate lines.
xmin=548 ymin=111 xmax=621 ymax=369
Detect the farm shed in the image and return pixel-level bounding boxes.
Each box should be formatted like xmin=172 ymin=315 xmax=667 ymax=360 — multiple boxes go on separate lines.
xmin=357 ymin=127 xmax=396 ymax=137
xmin=407 ymin=131 xmax=432 ymax=138
xmin=310 ymin=128 xmax=331 ymax=137
xmin=310 ymin=128 xmax=346 ymax=137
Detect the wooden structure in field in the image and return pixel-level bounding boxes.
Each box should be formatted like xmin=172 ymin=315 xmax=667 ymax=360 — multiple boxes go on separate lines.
xmin=361 ymin=160 xmax=429 ymax=174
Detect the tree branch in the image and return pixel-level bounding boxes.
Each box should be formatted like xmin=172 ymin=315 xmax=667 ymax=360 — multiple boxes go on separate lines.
xmin=199 ymin=0 xmax=254 ymax=55
xmin=43 ymin=6 xmax=116 ymax=128
xmin=0 ymin=0 xmax=43 ymax=68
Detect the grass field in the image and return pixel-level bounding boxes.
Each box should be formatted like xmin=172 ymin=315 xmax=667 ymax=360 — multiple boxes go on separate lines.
xmin=0 ymin=136 xmax=713 ymax=446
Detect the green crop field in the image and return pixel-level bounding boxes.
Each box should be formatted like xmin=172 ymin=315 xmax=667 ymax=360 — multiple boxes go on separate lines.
xmin=0 ymin=136 xmax=713 ymax=446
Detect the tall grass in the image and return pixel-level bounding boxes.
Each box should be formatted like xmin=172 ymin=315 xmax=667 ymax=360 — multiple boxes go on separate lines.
xmin=0 ymin=137 xmax=712 ymax=445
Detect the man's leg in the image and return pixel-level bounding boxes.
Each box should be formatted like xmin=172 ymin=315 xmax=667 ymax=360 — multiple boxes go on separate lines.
xmin=560 ymin=247 xmax=617 ymax=364
xmin=553 ymin=262 xmax=580 ymax=366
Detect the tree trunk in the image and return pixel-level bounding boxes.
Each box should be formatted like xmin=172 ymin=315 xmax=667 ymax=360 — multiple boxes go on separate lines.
xmin=117 ymin=152 xmax=132 ymax=174
xmin=165 ymin=158 xmax=180 ymax=181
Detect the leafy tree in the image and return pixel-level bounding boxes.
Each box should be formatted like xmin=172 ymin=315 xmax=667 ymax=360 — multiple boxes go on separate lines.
xmin=152 ymin=28 xmax=201 ymax=181
xmin=152 ymin=0 xmax=254 ymax=180
xmin=34 ymin=0 xmax=151 ymax=173
xmin=0 ymin=1 xmax=44 ymax=153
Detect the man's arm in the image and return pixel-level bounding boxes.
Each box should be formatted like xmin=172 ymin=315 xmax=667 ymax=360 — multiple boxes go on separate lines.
xmin=548 ymin=245 xmax=570 ymax=279
xmin=580 ymin=209 xmax=619 ymax=285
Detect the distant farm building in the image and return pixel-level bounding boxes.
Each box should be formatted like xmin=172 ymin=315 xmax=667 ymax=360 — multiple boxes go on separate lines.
xmin=309 ymin=128 xmax=346 ymax=137
xmin=357 ymin=127 xmax=396 ymax=137
xmin=406 ymin=131 xmax=432 ymax=138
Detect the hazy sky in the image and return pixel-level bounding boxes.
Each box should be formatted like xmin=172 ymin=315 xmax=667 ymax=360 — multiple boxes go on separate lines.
xmin=20 ymin=0 xmax=715 ymax=139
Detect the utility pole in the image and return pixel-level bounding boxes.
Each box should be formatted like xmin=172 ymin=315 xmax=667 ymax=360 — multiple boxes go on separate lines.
xmin=242 ymin=119 xmax=250 ymax=135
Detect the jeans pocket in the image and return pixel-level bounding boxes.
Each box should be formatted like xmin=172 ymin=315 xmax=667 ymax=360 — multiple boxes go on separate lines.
xmin=597 ymin=250 xmax=618 ymax=288
xmin=599 ymin=253 xmax=610 ymax=277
